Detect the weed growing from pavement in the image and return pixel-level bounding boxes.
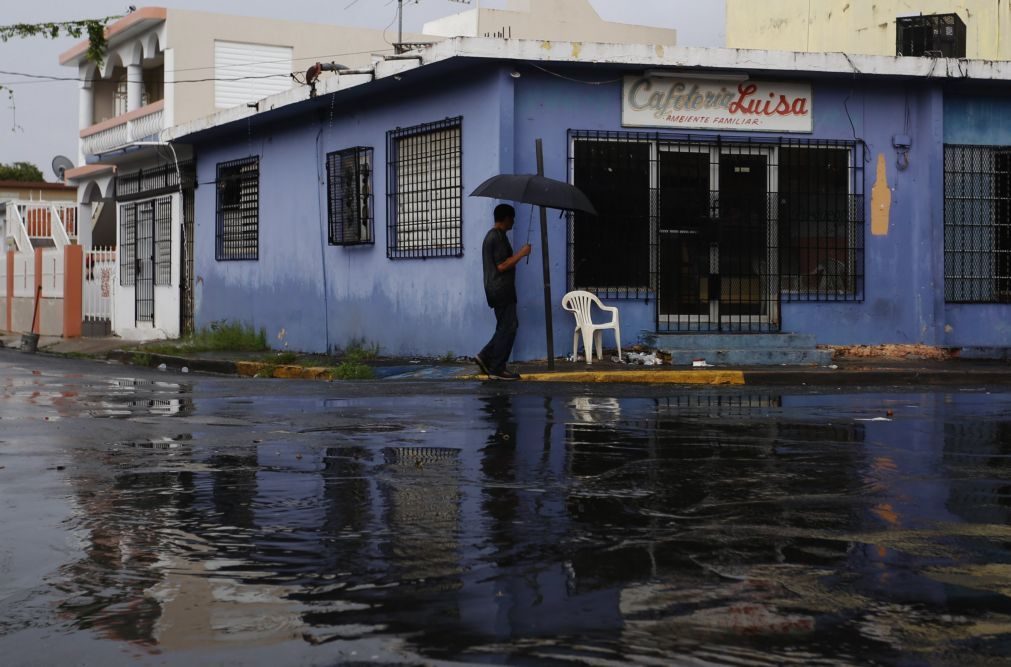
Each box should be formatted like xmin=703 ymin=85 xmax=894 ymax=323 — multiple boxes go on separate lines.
xmin=272 ymin=351 xmax=299 ymax=364
xmin=329 ymin=361 xmax=375 ymax=380
xmin=343 ymin=338 xmax=380 ymax=363
xmin=144 ymin=321 xmax=268 ymax=355
xmin=131 ymin=352 xmax=152 ymax=366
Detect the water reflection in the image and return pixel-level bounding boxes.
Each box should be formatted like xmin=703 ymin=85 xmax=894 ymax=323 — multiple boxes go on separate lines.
xmin=34 ymin=390 xmax=1011 ymax=663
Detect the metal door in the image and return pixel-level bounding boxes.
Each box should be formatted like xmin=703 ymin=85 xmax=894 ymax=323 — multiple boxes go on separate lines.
xmin=135 ymin=202 xmax=154 ymax=324
xmin=658 ymin=145 xmax=779 ymax=332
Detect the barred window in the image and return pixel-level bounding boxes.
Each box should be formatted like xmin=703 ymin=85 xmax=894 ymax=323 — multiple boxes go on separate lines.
xmin=944 ymin=145 xmax=1011 ymax=303
xmin=327 ymin=147 xmax=374 ymax=245
xmin=778 ymin=144 xmax=864 ymax=300
xmin=572 ymin=139 xmax=652 ymax=296
xmin=568 ymin=131 xmax=864 ymax=307
xmin=155 ymin=197 xmax=172 ymax=285
xmin=120 ymin=204 xmax=136 ymax=287
xmin=386 ymin=117 xmax=462 ymax=259
xmin=216 ymin=156 xmax=259 ymax=261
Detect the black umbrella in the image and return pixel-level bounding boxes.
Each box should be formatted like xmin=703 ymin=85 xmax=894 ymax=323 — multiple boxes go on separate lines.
xmin=470 ymin=139 xmax=596 ymax=370
xmin=470 ymin=173 xmax=597 ymax=215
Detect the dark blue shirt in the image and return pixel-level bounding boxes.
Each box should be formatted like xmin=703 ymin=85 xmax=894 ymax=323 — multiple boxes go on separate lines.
xmin=482 ymin=227 xmax=515 ymax=307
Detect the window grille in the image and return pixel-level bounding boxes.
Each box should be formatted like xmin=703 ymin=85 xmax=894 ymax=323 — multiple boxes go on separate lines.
xmin=216 ymin=156 xmax=259 ymax=261
xmin=120 ymin=203 xmax=136 ymax=287
xmin=155 ymin=197 xmax=172 ymax=285
xmin=944 ymin=144 xmax=1011 ymax=303
xmin=386 ymin=117 xmax=463 ymax=259
xmin=568 ymin=130 xmax=864 ymax=332
xmin=327 ymin=147 xmax=374 ymax=245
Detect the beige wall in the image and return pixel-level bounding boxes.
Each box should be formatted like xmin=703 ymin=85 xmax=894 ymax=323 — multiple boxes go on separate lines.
xmin=726 ymin=0 xmax=1011 ymax=59
xmin=166 ymin=9 xmax=427 ymax=127
xmin=424 ymin=0 xmax=677 ymax=44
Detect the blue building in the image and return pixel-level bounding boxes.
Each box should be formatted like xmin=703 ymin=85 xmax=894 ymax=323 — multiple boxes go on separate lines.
xmin=166 ymin=39 xmax=1011 ymax=360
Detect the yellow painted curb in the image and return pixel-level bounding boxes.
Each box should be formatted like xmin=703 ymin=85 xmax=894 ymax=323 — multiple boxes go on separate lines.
xmin=462 ymin=370 xmax=746 ymax=385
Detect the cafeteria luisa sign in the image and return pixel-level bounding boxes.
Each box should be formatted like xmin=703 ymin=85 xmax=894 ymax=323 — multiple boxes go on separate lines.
xmin=622 ymin=74 xmax=813 ymax=133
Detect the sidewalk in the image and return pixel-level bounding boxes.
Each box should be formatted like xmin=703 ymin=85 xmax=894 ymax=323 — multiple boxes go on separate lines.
xmin=3 ymin=333 xmax=1011 ymax=386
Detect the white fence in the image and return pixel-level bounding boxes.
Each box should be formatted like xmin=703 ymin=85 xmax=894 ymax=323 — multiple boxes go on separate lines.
xmin=40 ymin=248 xmax=64 ymax=298
xmin=84 ymin=247 xmax=116 ymax=323
xmin=13 ymin=252 xmax=33 ymax=298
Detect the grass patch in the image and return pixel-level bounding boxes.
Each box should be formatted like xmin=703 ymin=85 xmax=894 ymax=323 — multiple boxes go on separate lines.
xmin=144 ymin=321 xmax=268 ymax=355
xmin=131 ymin=352 xmax=153 ymax=367
xmin=343 ymin=337 xmax=380 ymax=363
xmin=271 ymin=351 xmax=299 ymax=364
xmin=329 ymin=361 xmax=375 ymax=380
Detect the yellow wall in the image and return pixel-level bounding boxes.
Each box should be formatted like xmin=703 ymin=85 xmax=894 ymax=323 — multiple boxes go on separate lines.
xmin=726 ymin=0 xmax=1011 ymax=60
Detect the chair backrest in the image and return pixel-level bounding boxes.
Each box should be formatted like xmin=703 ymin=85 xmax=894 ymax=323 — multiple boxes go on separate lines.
xmin=561 ymin=290 xmax=604 ymax=327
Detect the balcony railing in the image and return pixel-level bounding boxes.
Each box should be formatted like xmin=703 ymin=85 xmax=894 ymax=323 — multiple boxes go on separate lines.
xmin=81 ymin=100 xmax=165 ymax=156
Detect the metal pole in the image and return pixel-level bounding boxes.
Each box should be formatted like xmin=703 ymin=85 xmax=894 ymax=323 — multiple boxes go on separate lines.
xmin=398 ymin=0 xmax=403 ymax=47
xmin=536 ymin=139 xmax=555 ymax=371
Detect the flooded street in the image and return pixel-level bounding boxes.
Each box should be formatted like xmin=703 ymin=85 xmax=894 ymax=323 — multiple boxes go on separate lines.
xmin=2 ymin=352 xmax=1011 ymax=665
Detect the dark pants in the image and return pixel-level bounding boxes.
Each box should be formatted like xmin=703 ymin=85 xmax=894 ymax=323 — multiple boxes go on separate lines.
xmin=479 ymin=302 xmax=518 ymax=372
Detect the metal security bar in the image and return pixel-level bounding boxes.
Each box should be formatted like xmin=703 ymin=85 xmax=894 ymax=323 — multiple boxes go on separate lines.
xmin=216 ymin=156 xmax=259 ymax=261
xmin=155 ymin=197 xmax=172 ymax=285
xmin=944 ymin=144 xmax=1011 ymax=303
xmin=386 ymin=117 xmax=463 ymax=259
xmin=135 ymin=202 xmax=154 ymax=323
xmin=120 ymin=203 xmax=136 ymax=287
xmin=327 ymin=147 xmax=374 ymax=245
xmin=568 ymin=130 xmax=865 ymax=333
xmin=116 ymin=163 xmax=193 ymax=201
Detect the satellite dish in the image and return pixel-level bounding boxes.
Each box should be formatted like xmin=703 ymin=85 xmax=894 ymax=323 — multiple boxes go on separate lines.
xmin=52 ymin=155 xmax=74 ymax=181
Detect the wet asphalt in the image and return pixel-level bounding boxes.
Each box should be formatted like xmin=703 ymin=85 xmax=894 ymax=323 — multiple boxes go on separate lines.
xmin=2 ymin=350 xmax=1011 ymax=666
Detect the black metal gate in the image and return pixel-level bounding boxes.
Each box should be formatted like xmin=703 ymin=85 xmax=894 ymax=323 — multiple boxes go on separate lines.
xmin=135 ymin=202 xmax=154 ymax=324
xmin=569 ymin=131 xmax=865 ymax=333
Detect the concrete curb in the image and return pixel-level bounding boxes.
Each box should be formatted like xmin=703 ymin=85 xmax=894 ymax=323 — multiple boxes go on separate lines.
xmin=485 ymin=370 xmax=747 ymax=385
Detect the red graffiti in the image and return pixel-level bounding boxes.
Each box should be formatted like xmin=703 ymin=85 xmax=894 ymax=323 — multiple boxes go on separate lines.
xmin=728 ymin=83 xmax=809 ymax=117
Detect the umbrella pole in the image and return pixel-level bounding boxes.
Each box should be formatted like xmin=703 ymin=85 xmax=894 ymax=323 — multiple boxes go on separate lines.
xmin=536 ymin=139 xmax=555 ymax=371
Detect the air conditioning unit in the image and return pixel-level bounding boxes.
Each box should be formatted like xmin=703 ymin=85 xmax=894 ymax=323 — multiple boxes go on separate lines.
xmin=896 ymin=13 xmax=967 ymax=58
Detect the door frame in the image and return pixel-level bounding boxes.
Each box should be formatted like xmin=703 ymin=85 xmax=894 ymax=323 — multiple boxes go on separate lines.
xmin=657 ymin=143 xmax=779 ymax=330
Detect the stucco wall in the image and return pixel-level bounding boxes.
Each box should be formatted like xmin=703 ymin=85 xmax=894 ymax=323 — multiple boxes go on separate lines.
xmin=726 ymin=0 xmax=1010 ymax=60
xmin=193 ymin=67 xmax=513 ymax=356
xmin=166 ymin=9 xmax=428 ymax=128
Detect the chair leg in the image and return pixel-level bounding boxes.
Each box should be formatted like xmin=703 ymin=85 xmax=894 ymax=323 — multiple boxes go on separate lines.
xmin=614 ymin=323 xmax=622 ymax=362
xmin=572 ymin=329 xmax=580 ymax=362
xmin=594 ymin=330 xmax=603 ymax=361
xmin=581 ymin=328 xmax=595 ymax=365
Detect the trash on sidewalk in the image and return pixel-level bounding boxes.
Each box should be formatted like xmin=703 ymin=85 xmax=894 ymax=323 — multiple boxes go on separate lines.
xmin=692 ymin=359 xmax=714 ymax=368
xmin=157 ymin=363 xmax=167 ymax=371
xmin=625 ymin=351 xmax=663 ymax=366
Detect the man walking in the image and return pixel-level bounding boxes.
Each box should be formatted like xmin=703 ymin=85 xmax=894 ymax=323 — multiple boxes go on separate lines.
xmin=475 ymin=204 xmax=531 ymax=380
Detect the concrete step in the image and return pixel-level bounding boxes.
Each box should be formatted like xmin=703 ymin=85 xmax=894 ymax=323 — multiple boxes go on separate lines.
xmin=653 ymin=333 xmax=818 ymax=350
xmin=665 ymin=347 xmax=833 ymax=366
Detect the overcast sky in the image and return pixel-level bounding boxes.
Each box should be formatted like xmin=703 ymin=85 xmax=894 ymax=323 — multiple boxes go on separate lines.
xmin=0 ymin=0 xmax=725 ymax=179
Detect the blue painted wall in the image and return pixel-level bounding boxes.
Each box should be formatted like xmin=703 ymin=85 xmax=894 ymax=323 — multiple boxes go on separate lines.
xmin=189 ymin=61 xmax=1011 ymax=358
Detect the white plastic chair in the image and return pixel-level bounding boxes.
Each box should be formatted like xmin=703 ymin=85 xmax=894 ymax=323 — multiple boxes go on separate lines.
xmin=561 ymin=290 xmax=622 ymax=365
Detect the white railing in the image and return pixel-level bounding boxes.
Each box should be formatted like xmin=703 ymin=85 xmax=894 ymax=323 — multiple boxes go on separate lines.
xmin=6 ymin=202 xmax=32 ymax=252
xmin=84 ymin=246 xmax=116 ymax=323
xmin=130 ymin=107 xmax=164 ymax=141
xmin=51 ymin=204 xmax=77 ymax=246
xmin=82 ymin=122 xmax=129 ymax=156
xmin=40 ymin=248 xmax=64 ymax=298
xmin=13 ymin=252 xmax=33 ymax=298
xmin=81 ymin=106 xmax=164 ymax=156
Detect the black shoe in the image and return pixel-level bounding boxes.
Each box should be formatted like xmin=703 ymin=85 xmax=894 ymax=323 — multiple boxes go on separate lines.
xmin=489 ymin=368 xmax=521 ymax=381
xmin=474 ymin=354 xmax=492 ymax=377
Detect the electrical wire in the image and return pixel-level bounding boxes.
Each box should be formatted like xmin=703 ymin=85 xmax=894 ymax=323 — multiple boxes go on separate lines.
xmin=528 ymin=63 xmax=621 ymax=85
